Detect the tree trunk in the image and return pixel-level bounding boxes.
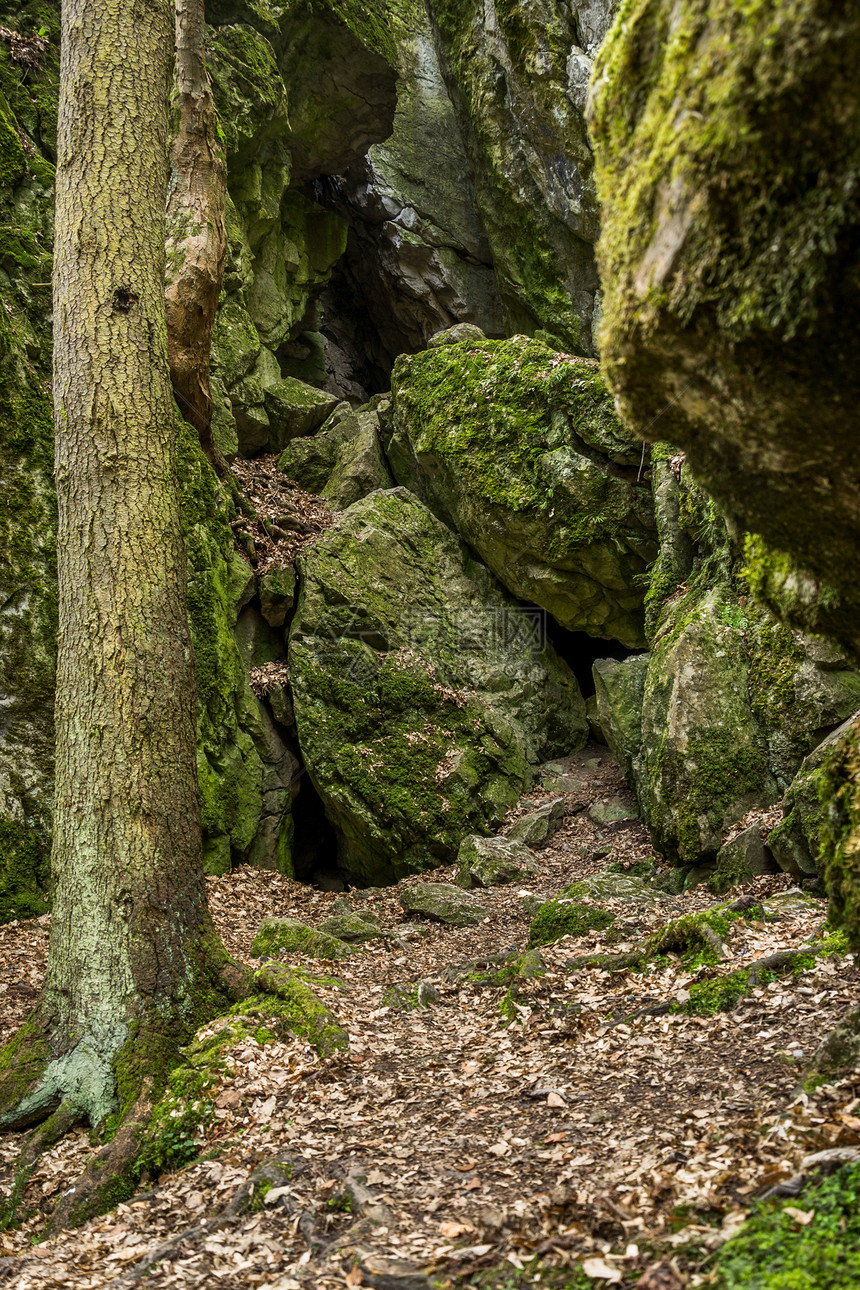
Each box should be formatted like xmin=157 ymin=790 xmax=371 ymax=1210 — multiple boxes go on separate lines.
xmin=165 ymin=0 xmax=230 ymax=479
xmin=0 ymin=0 xmax=242 ymax=1138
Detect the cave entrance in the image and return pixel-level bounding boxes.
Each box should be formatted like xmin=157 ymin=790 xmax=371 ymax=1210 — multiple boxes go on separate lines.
xmin=543 ymin=618 xmax=639 ymax=698
xmin=290 ymin=765 xmax=342 ymax=888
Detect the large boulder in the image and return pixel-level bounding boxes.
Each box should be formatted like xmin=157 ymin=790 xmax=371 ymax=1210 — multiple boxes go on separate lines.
xmin=768 ymin=714 xmax=860 ymax=884
xmin=604 ymin=585 xmax=860 ymax=868
xmin=589 ymin=0 xmax=860 ymax=656
xmin=400 ymin=882 xmax=490 ymax=926
xmin=597 ymin=463 xmax=860 ymax=868
xmin=386 ymin=335 xmax=657 ymax=647
xmin=289 ymin=487 xmax=588 ymax=883
xmin=278 ymin=402 xmax=393 ymax=510
xmin=456 ymin=835 xmax=539 ymax=889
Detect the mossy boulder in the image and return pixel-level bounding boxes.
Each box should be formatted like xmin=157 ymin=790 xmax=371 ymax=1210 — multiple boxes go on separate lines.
xmin=400 ymin=881 xmax=490 ymax=926
xmin=289 ymin=486 xmax=588 ymax=883
xmin=528 ymin=898 xmax=614 ymax=947
xmin=386 ymin=336 xmax=657 ymax=647
xmin=598 ymin=457 xmax=860 ymax=872
xmin=278 ymin=402 xmax=392 ymax=509
xmin=253 ymin=963 xmax=349 ymax=1055
xmin=252 ymin=916 xmax=355 ymax=960
xmin=589 ymin=0 xmax=860 ymax=656
xmin=767 ymin=724 xmax=850 ymax=883
xmin=592 ymin=655 xmax=648 ymax=787
xmin=806 ymin=714 xmax=860 ymax=951
xmin=456 ymin=834 xmax=539 ymax=889
xmin=711 ymin=823 xmax=778 ymax=895
xmin=316 ymin=911 xmax=388 ymax=943
xmin=507 ymin=798 xmax=566 ymax=848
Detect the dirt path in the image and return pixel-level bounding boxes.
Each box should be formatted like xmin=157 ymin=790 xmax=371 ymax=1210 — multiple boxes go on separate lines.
xmin=0 ymin=749 xmax=858 ymax=1289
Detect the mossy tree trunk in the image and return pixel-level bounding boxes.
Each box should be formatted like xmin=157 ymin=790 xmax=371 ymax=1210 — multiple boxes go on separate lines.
xmin=166 ymin=0 xmax=229 ymax=480
xmin=0 ymin=0 xmax=244 ymax=1162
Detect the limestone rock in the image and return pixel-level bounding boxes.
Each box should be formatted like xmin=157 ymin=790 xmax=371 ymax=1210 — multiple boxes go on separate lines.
xmin=253 ymin=962 xmax=349 ymax=1055
xmin=508 ymin=798 xmax=566 ymax=848
xmin=279 ymin=404 xmax=392 ymax=511
xmin=762 ymin=889 xmax=821 ymax=920
xmin=289 ymin=487 xmax=588 ymax=883
xmin=589 ymin=0 xmax=860 ymax=654
xmin=589 ymin=794 xmax=639 ymax=826
xmin=592 ymin=655 xmax=648 ymax=786
xmin=317 ymin=911 xmax=388 ymax=943
xmin=573 ymin=871 xmax=668 ymax=907
xmin=400 ymin=882 xmax=490 ymax=926
xmin=251 ymin=916 xmax=354 ymax=960
xmin=263 ymin=378 xmax=341 ymax=450
xmin=312 ymin=2 xmax=504 ymax=381
xmin=387 ymin=336 xmax=657 ymax=647
xmin=259 ymin=566 xmax=296 ymax=629
xmin=769 ymin=714 xmax=860 ymax=881
xmin=711 ymin=824 xmax=778 ymax=896
xmin=429 ymin=323 xmax=489 ymax=349
xmin=456 ymin=835 xmax=539 ymax=889
xmin=431 ymin=0 xmax=619 ymax=352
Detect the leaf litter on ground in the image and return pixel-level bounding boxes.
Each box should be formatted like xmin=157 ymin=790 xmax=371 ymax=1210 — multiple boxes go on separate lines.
xmin=0 ymin=747 xmax=857 ymax=1289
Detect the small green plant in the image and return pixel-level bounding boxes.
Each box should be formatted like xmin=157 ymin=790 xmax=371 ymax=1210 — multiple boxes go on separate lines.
xmin=326 ymin=1190 xmax=353 ymax=1213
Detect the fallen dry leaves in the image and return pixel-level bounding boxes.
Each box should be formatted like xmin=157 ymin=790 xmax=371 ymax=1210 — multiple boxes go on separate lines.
xmin=0 ymin=747 xmax=857 ymax=1289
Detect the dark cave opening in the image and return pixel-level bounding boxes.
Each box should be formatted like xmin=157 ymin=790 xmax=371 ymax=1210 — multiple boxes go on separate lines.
xmin=543 ymin=618 xmax=640 ymax=698
xmin=290 ymin=763 xmax=342 ymax=887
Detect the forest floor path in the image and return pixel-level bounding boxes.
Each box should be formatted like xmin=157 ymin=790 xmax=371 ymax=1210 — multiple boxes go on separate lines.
xmin=0 ymin=748 xmax=858 ymax=1290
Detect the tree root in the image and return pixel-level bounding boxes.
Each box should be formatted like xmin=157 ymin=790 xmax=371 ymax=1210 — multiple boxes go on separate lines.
xmin=608 ymin=947 xmax=822 ymax=1028
xmin=48 ymin=1083 xmax=154 ymax=1231
xmin=0 ymin=1100 xmax=85 ymax=1230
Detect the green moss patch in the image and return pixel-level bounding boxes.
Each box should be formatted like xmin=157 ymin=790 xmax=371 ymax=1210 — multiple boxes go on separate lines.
xmin=252 ymin=917 xmax=354 ymax=961
xmin=713 ymin=1163 xmax=860 ymax=1289
xmin=528 ymin=899 xmax=615 ymax=948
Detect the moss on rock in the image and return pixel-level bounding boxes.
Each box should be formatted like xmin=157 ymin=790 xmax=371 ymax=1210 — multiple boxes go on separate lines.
xmin=289 ymin=487 xmax=587 ymax=883
xmin=431 ymin=0 xmax=608 ymax=350
xmin=528 ymin=898 xmax=614 ymax=947
xmin=252 ymin=917 xmax=355 ymax=960
xmin=589 ymin=0 xmax=860 ymax=656
xmin=387 ymin=335 xmax=657 ymax=646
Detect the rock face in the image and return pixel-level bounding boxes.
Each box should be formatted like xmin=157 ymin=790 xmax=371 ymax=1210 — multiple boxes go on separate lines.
xmin=289 ymin=487 xmax=588 ymax=883
xmin=431 ymin=0 xmax=619 ymax=353
xmin=589 ymin=0 xmax=860 ymax=656
xmin=206 ymin=0 xmax=399 ymax=453
xmin=387 ymin=334 xmax=657 ymax=646
xmin=596 ymin=458 xmax=860 ymax=869
xmin=316 ymin=0 xmax=505 ymax=387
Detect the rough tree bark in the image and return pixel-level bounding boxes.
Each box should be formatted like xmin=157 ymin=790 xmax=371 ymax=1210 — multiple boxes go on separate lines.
xmin=0 ymin=0 xmax=244 ymax=1211
xmin=165 ymin=0 xmax=230 ymax=479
